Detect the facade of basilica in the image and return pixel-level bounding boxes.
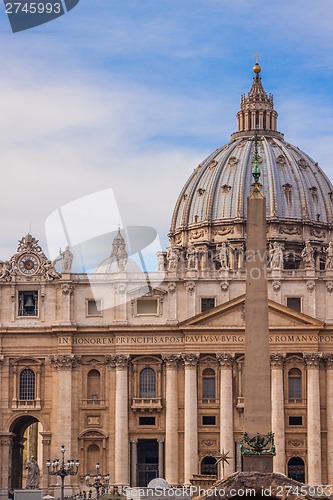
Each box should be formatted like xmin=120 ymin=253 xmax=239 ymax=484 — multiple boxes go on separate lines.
xmin=1 ymin=64 xmax=333 ymax=497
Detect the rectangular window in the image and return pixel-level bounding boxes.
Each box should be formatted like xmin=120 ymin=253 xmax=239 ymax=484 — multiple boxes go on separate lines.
xmin=202 ymin=415 xmax=216 ymax=426
xmin=87 ymin=299 xmax=102 ymax=316
xmin=139 ymin=417 xmax=155 ymax=426
xmin=287 ymin=297 xmax=301 ymax=313
xmin=288 ymin=378 xmax=302 ymax=399
xmin=201 ymin=298 xmax=215 ymax=313
xmin=203 ymin=377 xmax=215 ymax=399
xmin=137 ymin=299 xmax=158 ymax=315
xmin=18 ymin=291 xmax=38 ymax=317
xmin=289 ymin=416 xmax=302 ymax=426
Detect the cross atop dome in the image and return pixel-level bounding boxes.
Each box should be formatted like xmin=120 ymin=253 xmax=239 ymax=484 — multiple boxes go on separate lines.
xmin=235 ymin=62 xmax=279 ymax=136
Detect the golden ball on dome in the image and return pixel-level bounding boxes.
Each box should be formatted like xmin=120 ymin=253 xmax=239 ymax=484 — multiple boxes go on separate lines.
xmin=253 ymin=62 xmax=261 ymax=74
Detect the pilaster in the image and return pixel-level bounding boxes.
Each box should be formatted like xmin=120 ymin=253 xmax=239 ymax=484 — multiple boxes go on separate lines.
xmin=163 ymin=354 xmax=180 ymax=485
xmin=270 ymin=353 xmax=285 ymax=474
xmin=304 ymin=353 xmax=322 ymax=485
xmin=325 ymin=355 xmax=333 ymax=483
xmin=217 ymin=353 xmax=235 ymax=477
xmin=110 ymin=354 xmax=130 ymax=486
xmin=182 ymin=353 xmax=199 ymax=485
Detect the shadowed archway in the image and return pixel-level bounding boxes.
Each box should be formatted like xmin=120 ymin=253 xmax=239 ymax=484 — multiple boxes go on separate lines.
xmin=9 ymin=415 xmax=41 ymax=492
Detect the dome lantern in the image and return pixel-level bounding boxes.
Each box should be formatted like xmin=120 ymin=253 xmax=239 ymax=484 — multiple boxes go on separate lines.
xmin=236 ymin=63 xmax=279 ymax=136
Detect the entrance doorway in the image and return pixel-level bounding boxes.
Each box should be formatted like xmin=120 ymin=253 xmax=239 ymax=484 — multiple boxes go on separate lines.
xmin=137 ymin=439 xmax=158 ymax=486
xmin=9 ymin=416 xmax=42 ymax=492
xmin=287 ymin=457 xmax=305 ymax=483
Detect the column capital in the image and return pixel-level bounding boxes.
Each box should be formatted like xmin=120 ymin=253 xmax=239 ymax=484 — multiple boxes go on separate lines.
xmin=115 ymin=283 xmax=127 ymax=295
xmin=270 ymin=353 xmax=286 ymax=368
xmin=61 ymin=283 xmax=74 ymax=295
xmin=184 ymin=281 xmax=195 ymax=294
xmin=130 ymin=438 xmax=138 ymax=444
xmin=323 ymin=354 xmax=333 ymax=369
xmin=162 ymin=354 xmax=181 ymax=368
xmin=50 ymin=354 xmax=81 ymax=370
xmin=106 ymin=354 xmax=130 ymax=369
xmin=304 ymin=352 xmax=322 ymax=368
xmin=182 ymin=353 xmax=199 ymax=368
xmin=217 ymin=353 xmax=235 ymax=369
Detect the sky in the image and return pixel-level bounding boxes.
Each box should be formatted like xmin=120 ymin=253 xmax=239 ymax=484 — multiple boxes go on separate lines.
xmin=0 ymin=0 xmax=333 ymax=270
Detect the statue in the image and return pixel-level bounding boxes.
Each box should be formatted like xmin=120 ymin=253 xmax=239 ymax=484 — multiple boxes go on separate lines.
xmin=268 ymin=242 xmax=284 ymax=269
xmin=217 ymin=242 xmax=229 ymax=269
xmin=117 ymin=245 xmax=128 ymax=272
xmin=326 ymin=242 xmax=333 ymax=270
xmin=41 ymin=259 xmax=60 ymax=281
xmin=0 ymin=261 xmax=12 ymax=281
xmin=167 ymin=247 xmax=178 ymax=272
xmin=186 ymin=245 xmax=197 ymax=270
xmin=301 ymin=240 xmax=315 ymax=268
xmin=53 ymin=246 xmax=74 ymax=273
xmin=26 ymin=456 xmax=40 ymax=489
xmin=157 ymin=253 xmax=165 ymax=272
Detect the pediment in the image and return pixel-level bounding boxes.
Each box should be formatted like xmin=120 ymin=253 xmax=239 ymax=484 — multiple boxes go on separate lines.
xmin=180 ymin=294 xmax=323 ymax=329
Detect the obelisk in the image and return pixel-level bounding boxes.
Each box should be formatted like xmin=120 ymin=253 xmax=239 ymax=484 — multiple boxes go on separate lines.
xmin=242 ymin=132 xmax=275 ymax=472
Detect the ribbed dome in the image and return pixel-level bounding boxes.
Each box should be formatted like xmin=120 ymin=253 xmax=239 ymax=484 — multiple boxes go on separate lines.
xmin=169 ymin=66 xmax=333 ymax=248
xmin=171 ymin=136 xmax=333 ymax=228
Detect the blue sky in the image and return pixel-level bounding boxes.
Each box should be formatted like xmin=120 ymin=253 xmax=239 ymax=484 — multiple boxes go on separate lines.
xmin=0 ymin=0 xmax=333 ymax=267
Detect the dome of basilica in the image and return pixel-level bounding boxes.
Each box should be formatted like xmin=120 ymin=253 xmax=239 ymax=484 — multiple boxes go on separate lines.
xmin=169 ymin=65 xmax=333 ymax=254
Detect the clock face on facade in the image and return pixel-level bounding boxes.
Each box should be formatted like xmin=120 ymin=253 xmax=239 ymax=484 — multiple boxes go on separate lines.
xmin=18 ymin=254 xmax=39 ymax=275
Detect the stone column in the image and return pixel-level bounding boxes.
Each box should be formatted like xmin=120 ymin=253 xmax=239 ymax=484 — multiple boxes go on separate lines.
xmin=158 ymin=439 xmax=164 ymax=478
xmin=217 ymin=353 xmax=235 ymax=477
xmin=167 ymin=283 xmax=177 ymax=323
xmin=114 ymin=355 xmax=130 ymax=486
xmin=50 ymin=354 xmax=81 ymax=495
xmin=163 ymin=354 xmax=180 ymax=485
xmin=114 ymin=284 xmax=127 ymax=323
xmin=270 ymin=354 xmax=285 ymax=474
xmin=0 ymin=433 xmax=13 ymax=500
xmin=50 ymin=355 xmax=81 ymax=455
xmin=306 ymin=281 xmax=316 ymax=318
xmin=130 ymin=439 xmax=138 ymax=487
xmin=326 ymin=355 xmax=333 ymax=483
xmin=184 ymin=282 xmax=196 ymax=317
xmin=182 ymin=354 xmax=199 ymax=485
xmin=304 ymin=353 xmax=322 ymax=485
xmin=40 ymin=431 xmax=52 ymax=490
xmin=325 ymin=281 xmax=333 ymax=322
xmin=61 ymin=283 xmax=74 ymax=323
xmin=0 ymin=356 xmax=4 ymax=415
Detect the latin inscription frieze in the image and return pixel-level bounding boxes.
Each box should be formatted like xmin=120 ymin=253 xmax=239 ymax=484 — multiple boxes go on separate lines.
xmin=57 ymin=333 xmax=333 ymax=346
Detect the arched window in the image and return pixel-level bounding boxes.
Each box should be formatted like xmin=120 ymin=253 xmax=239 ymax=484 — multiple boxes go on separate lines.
xmin=19 ymin=368 xmax=35 ymax=400
xmin=87 ymin=369 xmax=100 ymax=402
xmin=201 ymin=456 xmax=217 ymax=476
xmin=139 ymin=368 xmax=156 ymax=398
xmin=202 ymin=368 xmax=216 ymax=400
xmin=288 ymin=368 xmax=302 ymax=400
xmin=288 ymin=456 xmax=305 ymax=483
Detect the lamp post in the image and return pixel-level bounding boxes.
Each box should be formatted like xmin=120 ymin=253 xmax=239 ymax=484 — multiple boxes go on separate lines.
xmin=46 ymin=445 xmax=80 ymax=500
xmin=85 ymin=463 xmax=110 ymax=499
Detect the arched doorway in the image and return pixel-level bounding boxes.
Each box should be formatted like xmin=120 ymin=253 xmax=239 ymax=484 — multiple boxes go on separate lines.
xmin=288 ymin=456 xmax=305 ymax=483
xmin=9 ymin=416 xmax=43 ymax=492
xmin=200 ymin=456 xmax=217 ymax=476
